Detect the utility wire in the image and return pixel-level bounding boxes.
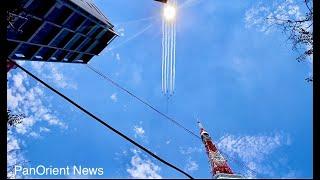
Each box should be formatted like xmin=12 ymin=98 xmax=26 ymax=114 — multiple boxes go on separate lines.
xmin=219 ymin=151 xmax=260 ymax=177
xmin=10 ymin=60 xmax=194 ymax=179
xmin=87 ymin=64 xmax=201 ymax=139
xmin=86 ymin=64 xmax=260 ymax=177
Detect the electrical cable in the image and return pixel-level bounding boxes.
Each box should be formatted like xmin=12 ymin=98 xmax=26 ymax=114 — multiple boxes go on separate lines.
xmin=219 ymin=151 xmax=260 ymax=177
xmin=10 ymin=60 xmax=194 ymax=179
xmin=86 ymin=64 xmax=201 ymax=140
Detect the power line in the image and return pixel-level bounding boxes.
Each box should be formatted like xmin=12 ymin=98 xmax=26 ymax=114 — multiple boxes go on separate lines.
xmin=87 ymin=64 xmax=201 ymax=139
xmin=10 ymin=60 xmax=194 ymax=179
xmin=219 ymin=151 xmax=260 ymax=177
xmin=86 ymin=64 xmax=260 ymax=177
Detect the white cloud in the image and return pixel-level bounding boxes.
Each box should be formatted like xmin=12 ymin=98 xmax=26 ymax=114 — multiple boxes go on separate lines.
xmin=133 ymin=125 xmax=145 ymax=138
xmin=179 ymin=147 xmax=201 ymax=173
xmin=217 ymin=132 xmax=292 ymax=178
xmin=7 ymin=135 xmax=19 ymax=152
xmin=245 ymin=0 xmax=305 ymax=33
xmin=29 ymin=131 xmax=40 ymax=138
xmin=7 ymin=62 xmax=73 ymax=177
xmin=185 ymin=159 xmax=199 ymax=172
xmin=127 ymin=149 xmax=162 ymax=179
xmin=245 ymin=0 xmax=313 ymax=79
xmin=165 ymin=140 xmax=171 ymax=145
xmin=122 ymin=150 xmax=128 ymax=156
xmin=217 ymin=133 xmax=290 ymax=161
xmin=15 ymin=117 xmax=35 ymax=134
xmin=7 ymin=88 xmax=22 ymax=109
xmin=7 ymin=67 xmax=68 ymax=136
xmin=30 ymin=62 xmax=77 ymax=89
xmin=116 ymin=53 xmax=121 ymax=61
xmin=110 ymin=93 xmax=118 ymax=102
xmin=39 ymin=127 xmax=50 ymax=133
xmin=116 ymin=53 xmax=120 ymax=61
xmin=7 ymin=132 xmax=25 ymax=179
xmin=117 ymin=28 xmax=125 ymax=37
xmin=179 ymin=146 xmax=202 ymax=155
xmin=12 ymin=73 xmax=26 ymax=92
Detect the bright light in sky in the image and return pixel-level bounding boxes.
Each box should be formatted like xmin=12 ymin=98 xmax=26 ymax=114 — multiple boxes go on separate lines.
xmin=163 ymin=4 xmax=176 ymax=21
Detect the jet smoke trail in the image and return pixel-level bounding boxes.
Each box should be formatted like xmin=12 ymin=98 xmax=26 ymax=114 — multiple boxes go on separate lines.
xmin=161 ymin=0 xmax=177 ymax=96
xmin=164 ymin=20 xmax=168 ymax=94
xmin=162 ymin=19 xmax=165 ymax=93
xmin=168 ymin=20 xmax=171 ymax=94
xmin=173 ymin=0 xmax=177 ymax=95
xmin=168 ymin=21 xmax=171 ymax=95
xmin=169 ymin=22 xmax=173 ymax=95
xmin=173 ymin=21 xmax=176 ymax=93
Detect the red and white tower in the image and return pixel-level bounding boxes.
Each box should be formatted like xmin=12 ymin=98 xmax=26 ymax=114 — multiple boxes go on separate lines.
xmin=198 ymin=121 xmax=243 ymax=179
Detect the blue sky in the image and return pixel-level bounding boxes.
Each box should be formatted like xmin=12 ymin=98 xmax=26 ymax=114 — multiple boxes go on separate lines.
xmin=7 ymin=0 xmax=312 ymax=178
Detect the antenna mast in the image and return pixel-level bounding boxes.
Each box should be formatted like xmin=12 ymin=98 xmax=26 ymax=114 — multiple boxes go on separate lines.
xmin=197 ymin=121 xmax=244 ymax=179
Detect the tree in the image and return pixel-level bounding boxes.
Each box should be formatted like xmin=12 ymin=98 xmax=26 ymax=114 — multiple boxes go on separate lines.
xmin=245 ymin=0 xmax=313 ymax=82
xmin=7 ymin=109 xmax=25 ymax=128
xmin=7 ymin=109 xmax=27 ymax=179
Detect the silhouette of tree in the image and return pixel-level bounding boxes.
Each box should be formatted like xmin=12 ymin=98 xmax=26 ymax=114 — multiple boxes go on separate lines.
xmin=7 ymin=109 xmax=25 ymax=128
xmin=267 ymin=0 xmax=313 ymax=62
xmin=7 ymin=109 xmax=27 ymax=178
xmin=246 ymin=0 xmax=313 ymax=82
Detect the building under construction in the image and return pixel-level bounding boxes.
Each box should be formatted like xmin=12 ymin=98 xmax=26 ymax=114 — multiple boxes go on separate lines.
xmin=7 ymin=0 xmax=117 ymax=64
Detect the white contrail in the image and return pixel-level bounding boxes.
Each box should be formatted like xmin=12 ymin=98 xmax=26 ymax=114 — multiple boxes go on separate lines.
xmin=173 ymin=22 xmax=176 ymax=93
xmin=164 ymin=20 xmax=168 ymax=94
xmin=164 ymin=20 xmax=166 ymax=94
xmin=167 ymin=21 xmax=170 ymax=95
xmin=114 ymin=16 xmax=157 ymax=27
xmin=107 ymin=23 xmax=153 ymax=51
xmin=161 ymin=18 xmax=165 ymax=93
xmin=167 ymin=21 xmax=171 ymax=95
xmin=163 ymin=20 xmax=166 ymax=94
xmin=178 ymin=0 xmax=203 ymax=10
xmin=166 ymin=21 xmax=170 ymax=95
xmin=170 ymin=21 xmax=174 ymax=95
xmin=161 ymin=0 xmax=177 ymax=96
xmin=173 ymin=0 xmax=177 ymax=95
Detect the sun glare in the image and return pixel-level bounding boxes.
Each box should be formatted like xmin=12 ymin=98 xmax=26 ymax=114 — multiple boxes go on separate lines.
xmin=163 ymin=4 xmax=176 ymax=21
